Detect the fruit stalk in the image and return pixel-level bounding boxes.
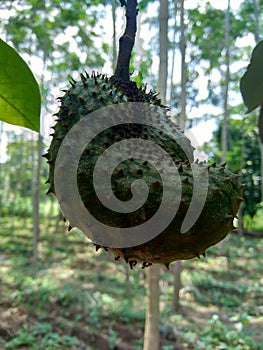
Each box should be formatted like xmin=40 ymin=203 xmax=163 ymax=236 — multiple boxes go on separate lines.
xmin=113 ymin=0 xmax=138 ymax=81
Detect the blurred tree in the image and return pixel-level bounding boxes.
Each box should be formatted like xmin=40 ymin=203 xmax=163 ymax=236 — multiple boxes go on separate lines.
xmin=184 ymin=3 xmax=244 ymax=126
xmin=171 ymin=0 xmax=185 ymax=313
xmin=1 ymin=0 xmax=111 ymax=106
xmin=178 ymin=0 xmax=186 ymax=130
xmin=110 ymin=0 xmax=118 ymax=70
xmin=130 ymin=13 xmax=155 ymax=87
xmin=221 ymin=0 xmax=231 ymax=164
xmin=169 ymin=0 xmax=179 ymax=105
xmin=1 ymin=131 xmax=48 ymax=218
xmin=143 ymin=1 xmax=168 ymax=349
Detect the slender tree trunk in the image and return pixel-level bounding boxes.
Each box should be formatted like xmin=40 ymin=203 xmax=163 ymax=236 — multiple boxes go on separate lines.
xmin=254 ymin=0 xmax=260 ymax=42
xmin=158 ymin=0 xmax=169 ymax=104
xmin=143 ymin=264 xmax=160 ymax=350
xmin=134 ymin=12 xmax=144 ymax=71
xmin=32 ymin=47 xmax=47 ymax=261
xmin=125 ymin=264 xmax=131 ymax=298
xmin=221 ymin=0 xmax=231 ymax=164
xmin=32 ymin=133 xmax=42 ymax=261
xmin=47 ymin=195 xmax=54 ymax=229
xmin=238 ymin=133 xmax=245 ymax=235
xmin=169 ymin=1 xmax=179 ymax=106
xmin=238 ymin=206 xmax=244 ymax=235
xmin=172 ymin=0 xmax=186 ymax=311
xmin=20 ymin=135 xmax=26 ymax=224
xmin=54 ymin=210 xmax=62 ymax=234
xmin=172 ymin=259 xmax=181 ymax=311
xmin=143 ymin=2 xmax=169 ymax=349
xmin=179 ymin=0 xmax=186 ymax=130
xmin=111 ymin=0 xmax=117 ymax=72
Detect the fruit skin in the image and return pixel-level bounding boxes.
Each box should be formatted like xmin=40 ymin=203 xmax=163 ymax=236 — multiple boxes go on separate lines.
xmin=45 ymin=72 xmax=243 ymax=268
xmin=46 ymin=72 xmax=194 ymax=195
xmin=108 ymin=164 xmax=243 ymax=266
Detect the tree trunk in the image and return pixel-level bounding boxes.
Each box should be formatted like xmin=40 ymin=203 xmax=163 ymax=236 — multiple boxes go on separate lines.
xmin=253 ymin=0 xmax=260 ymax=42
xmin=32 ymin=133 xmax=42 ymax=261
xmin=111 ymin=0 xmax=117 ymax=72
xmin=143 ymin=264 xmax=160 ymax=350
xmin=221 ymin=0 xmax=230 ymax=164
xmin=238 ymin=133 xmax=246 ymax=235
xmin=238 ymin=206 xmax=244 ymax=235
xmin=158 ymin=0 xmax=169 ymax=104
xmin=143 ymin=1 xmax=169 ymax=349
xmin=172 ymin=0 xmax=186 ymax=311
xmin=179 ymin=0 xmax=186 ymax=130
xmin=125 ymin=264 xmax=131 ymax=298
xmin=172 ymin=260 xmax=181 ymax=312
xmin=113 ymin=0 xmax=137 ymax=81
xmin=169 ymin=1 xmax=179 ymax=106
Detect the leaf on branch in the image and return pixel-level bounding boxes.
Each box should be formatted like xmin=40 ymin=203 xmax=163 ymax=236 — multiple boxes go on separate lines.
xmin=240 ymin=40 xmax=263 ymax=113
xmin=0 ymin=39 xmax=41 ymax=132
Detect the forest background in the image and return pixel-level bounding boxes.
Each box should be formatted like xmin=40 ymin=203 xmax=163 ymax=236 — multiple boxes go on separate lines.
xmin=0 ymin=0 xmax=263 ymax=349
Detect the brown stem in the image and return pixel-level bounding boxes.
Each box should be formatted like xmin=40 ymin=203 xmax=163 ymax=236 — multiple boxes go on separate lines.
xmin=113 ymin=0 xmax=138 ymax=81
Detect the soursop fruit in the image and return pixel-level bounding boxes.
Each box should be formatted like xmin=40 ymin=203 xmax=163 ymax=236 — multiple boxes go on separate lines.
xmin=44 ymin=72 xmax=243 ymax=268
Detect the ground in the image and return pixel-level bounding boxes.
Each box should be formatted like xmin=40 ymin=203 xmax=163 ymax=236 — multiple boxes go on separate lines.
xmin=0 ymin=217 xmax=262 ymax=349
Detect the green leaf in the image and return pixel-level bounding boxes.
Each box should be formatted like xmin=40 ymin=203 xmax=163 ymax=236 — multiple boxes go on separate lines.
xmin=240 ymin=40 xmax=263 ymax=113
xmin=0 ymin=39 xmax=40 ymax=132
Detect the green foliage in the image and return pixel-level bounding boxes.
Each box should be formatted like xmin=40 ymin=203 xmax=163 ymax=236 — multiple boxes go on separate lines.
xmin=130 ymin=49 xmax=155 ymax=87
xmin=245 ymin=206 xmax=263 ymax=231
xmin=108 ymin=329 xmax=121 ymax=350
xmin=5 ymin=323 xmax=77 ymax=350
xmin=239 ymin=0 xmax=263 ymax=35
xmin=0 ymin=131 xmax=50 ymax=219
xmin=194 ymin=314 xmax=261 ymax=350
xmin=188 ymin=4 xmax=243 ymax=69
xmin=0 ymin=39 xmax=40 ymax=131
xmin=137 ymin=0 xmax=156 ymax=11
xmin=188 ymin=6 xmax=226 ymax=68
xmin=191 ymin=271 xmax=248 ymax=307
xmin=240 ymin=40 xmax=263 ymax=113
xmin=204 ymin=116 xmax=261 ymax=219
xmin=5 ymin=326 xmax=35 ymax=348
xmin=162 ymin=346 xmax=174 ymax=350
xmin=0 ymin=219 xmax=262 ymax=349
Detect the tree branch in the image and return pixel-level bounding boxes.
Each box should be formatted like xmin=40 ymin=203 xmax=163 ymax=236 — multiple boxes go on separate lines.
xmin=119 ymin=0 xmax=127 ymax=7
xmin=113 ymin=0 xmax=138 ymax=81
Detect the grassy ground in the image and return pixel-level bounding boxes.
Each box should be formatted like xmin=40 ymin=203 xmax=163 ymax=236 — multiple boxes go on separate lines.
xmin=0 ymin=217 xmax=262 ymax=350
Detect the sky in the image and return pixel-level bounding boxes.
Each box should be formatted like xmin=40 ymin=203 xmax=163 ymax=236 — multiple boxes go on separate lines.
xmin=0 ymin=0 xmax=253 ymax=163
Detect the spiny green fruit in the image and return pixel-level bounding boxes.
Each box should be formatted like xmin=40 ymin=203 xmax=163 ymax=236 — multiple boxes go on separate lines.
xmin=107 ymin=164 xmax=243 ymax=268
xmin=46 ymin=72 xmax=194 ymax=194
xmin=45 ymin=72 xmax=243 ymax=268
